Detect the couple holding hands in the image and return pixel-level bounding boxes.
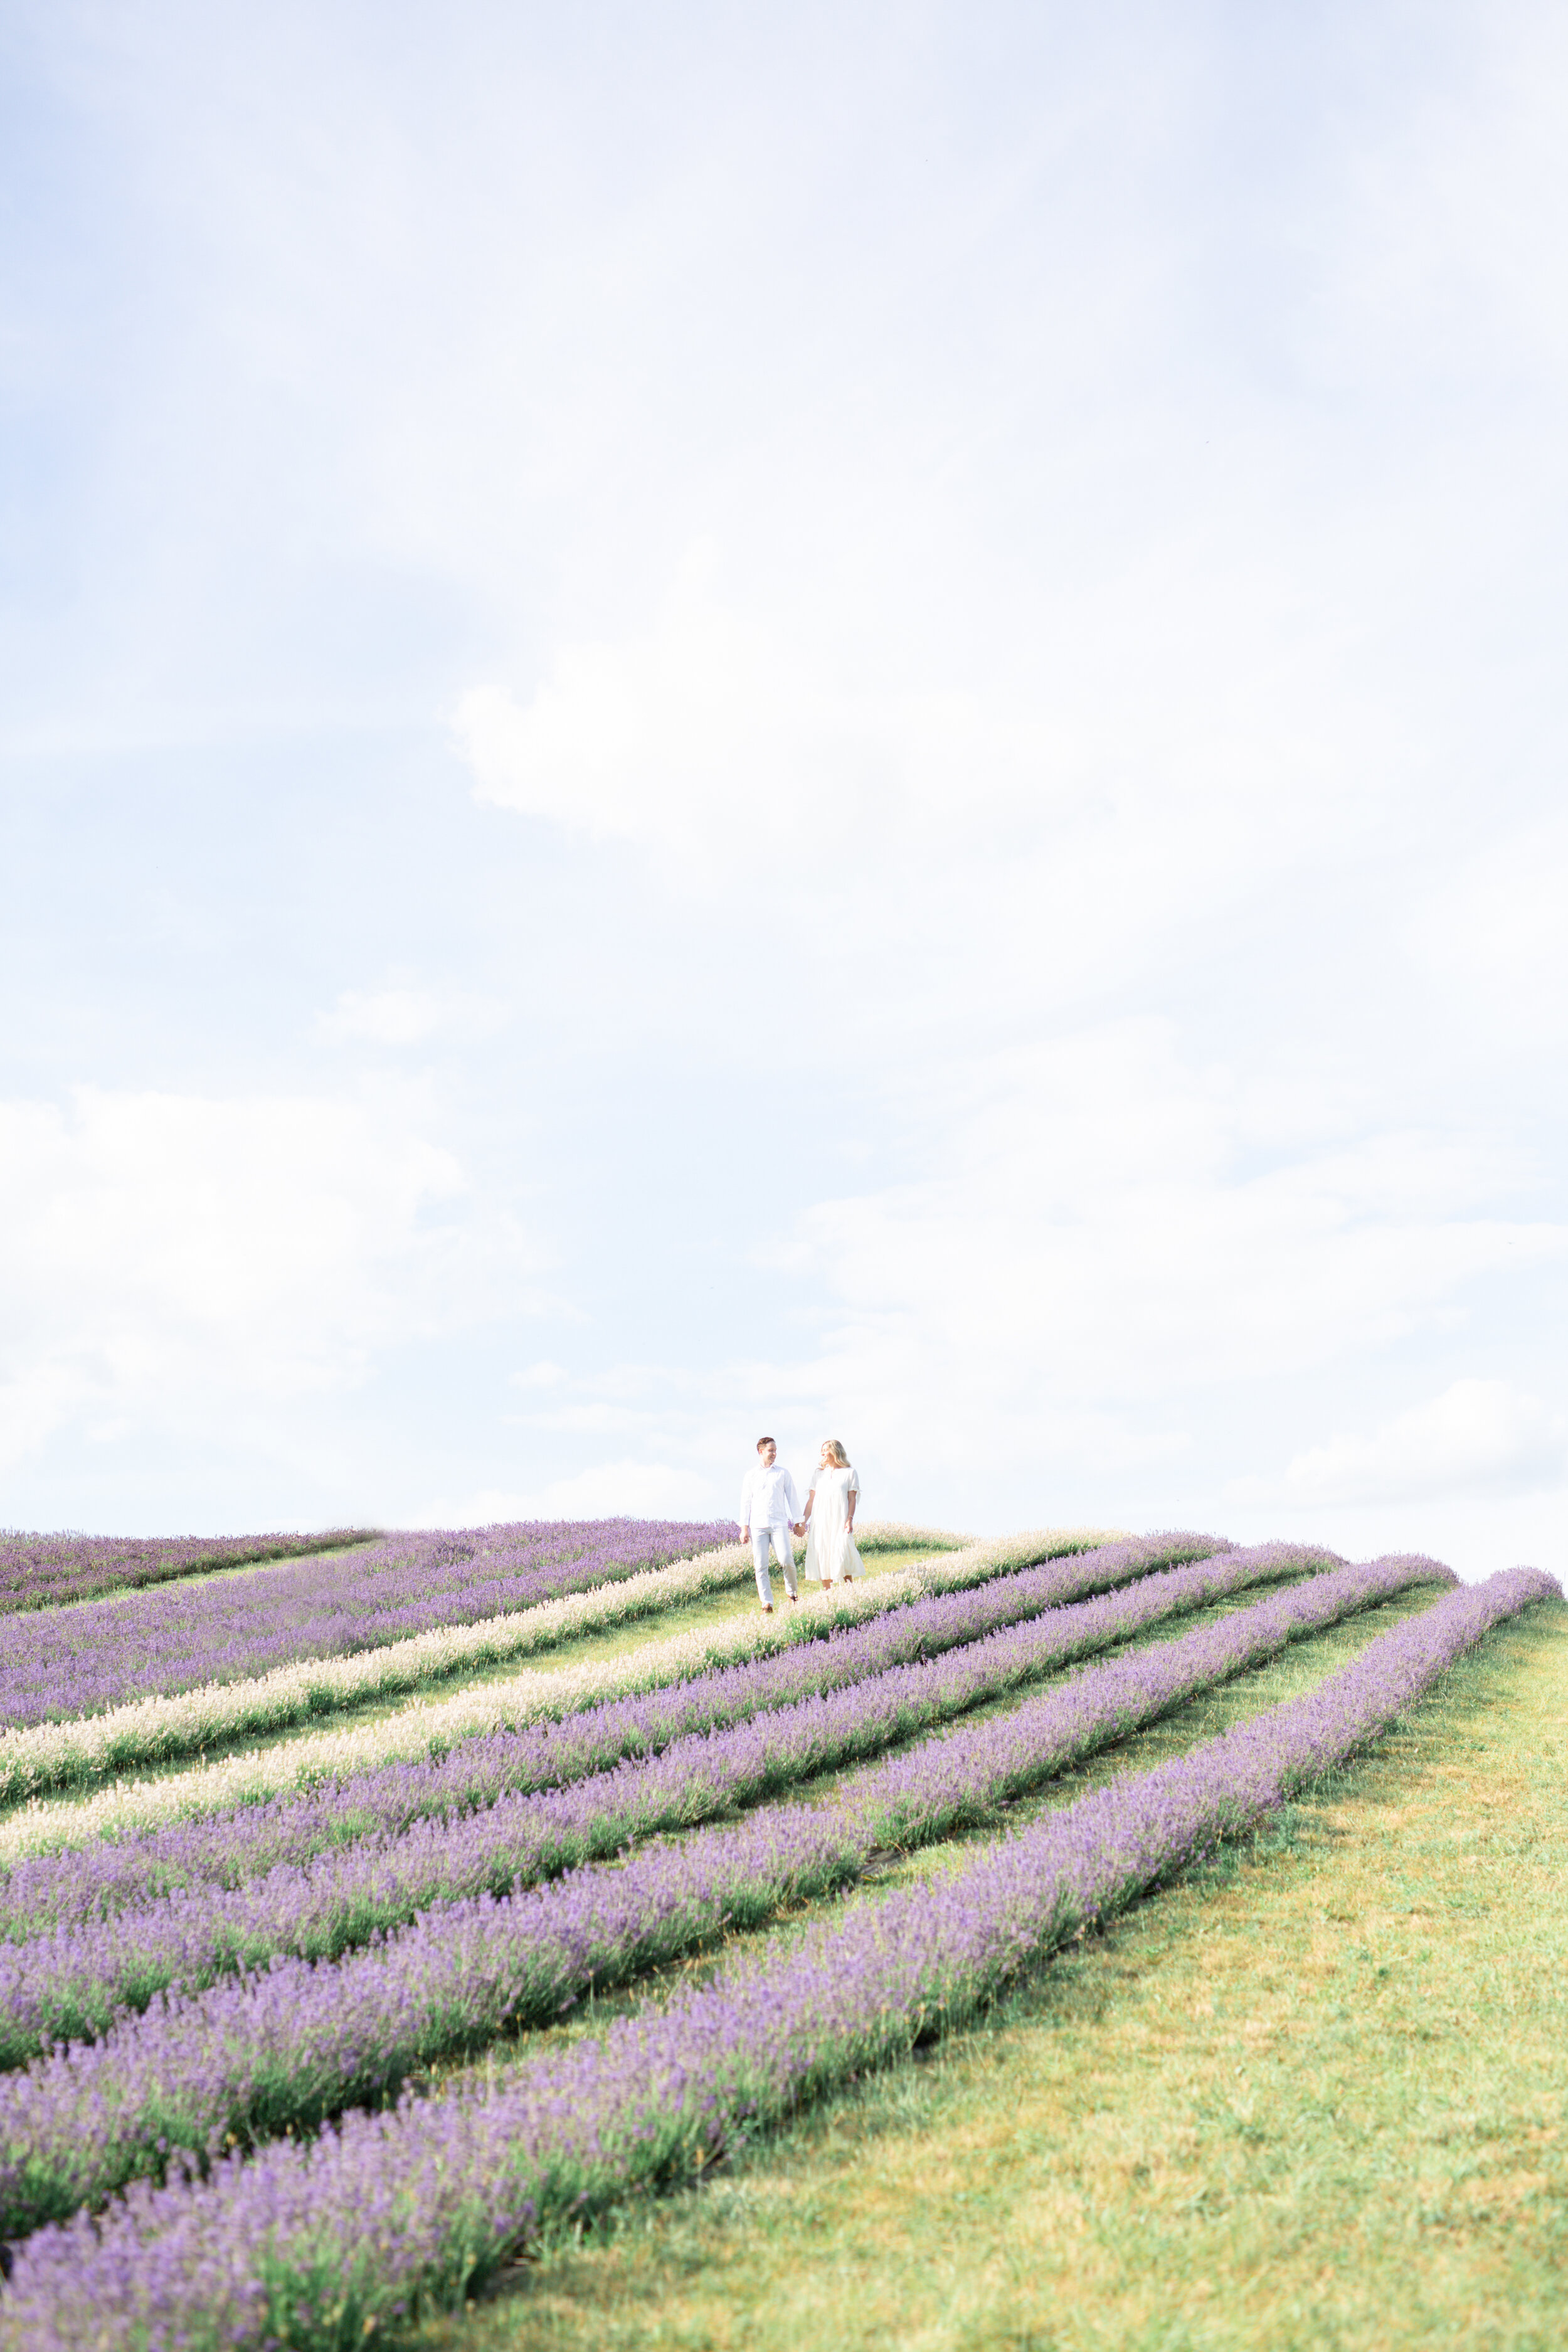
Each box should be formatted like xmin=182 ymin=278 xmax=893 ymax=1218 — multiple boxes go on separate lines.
xmin=738 ymin=1434 xmax=861 ymax=1612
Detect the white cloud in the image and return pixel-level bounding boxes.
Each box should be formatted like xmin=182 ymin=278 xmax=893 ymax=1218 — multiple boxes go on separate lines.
xmin=1407 ymin=815 xmax=1568 ymax=1049
xmin=0 ymin=1087 xmax=539 ymax=1473
xmin=1278 ymin=1380 xmax=1568 ymax=1507
xmin=441 ymin=1027 xmax=1568 ymax=1545
xmin=317 ymin=987 xmax=507 ymax=1049
xmin=453 ymin=527 xmax=1403 ymax=918
xmin=768 ymin=1027 xmax=1568 ymax=1490
xmin=413 ymin=1459 xmax=723 ymax=1527
xmin=455 ymin=544 xmax=1044 ymax=869
xmin=319 ymin=989 xmax=442 ymax=1046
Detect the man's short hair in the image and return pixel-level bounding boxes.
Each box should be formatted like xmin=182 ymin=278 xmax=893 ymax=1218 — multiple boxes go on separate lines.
xmin=756 ymin=1434 xmax=775 ymax=1450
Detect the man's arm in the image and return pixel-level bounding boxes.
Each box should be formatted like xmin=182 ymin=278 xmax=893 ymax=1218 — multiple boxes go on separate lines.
xmin=738 ymin=1466 xmax=756 ymax=1535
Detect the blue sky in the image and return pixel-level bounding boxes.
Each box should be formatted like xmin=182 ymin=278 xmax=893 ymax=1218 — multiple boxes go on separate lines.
xmin=3 ymin=1 xmax=1565 ymax=1575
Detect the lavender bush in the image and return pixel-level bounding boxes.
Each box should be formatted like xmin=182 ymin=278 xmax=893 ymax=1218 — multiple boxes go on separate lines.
xmin=0 ymin=1531 xmax=380 ymax=1617
xmin=3 ymin=1567 xmax=1552 ymax=2349
xmin=0 ymin=1543 xmax=1342 ymax=2052
xmin=0 ymin=1539 xmax=1323 ymax=1949
xmin=0 ymin=1518 xmax=736 ymax=1730
xmin=0 ymin=1551 xmax=1458 ymax=2229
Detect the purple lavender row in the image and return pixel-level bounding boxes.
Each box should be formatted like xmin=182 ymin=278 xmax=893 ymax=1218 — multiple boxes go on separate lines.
xmin=0 ymin=1552 xmax=1458 ymax=2233
xmin=0 ymin=1530 xmax=381 ymax=1618
xmin=0 ymin=1518 xmax=734 ymax=1729
xmin=0 ymin=1533 xmax=1279 ymax=1943
xmin=0 ymin=1544 xmax=1335 ymax=2057
xmin=6 ymin=1569 xmax=1551 ymax=2349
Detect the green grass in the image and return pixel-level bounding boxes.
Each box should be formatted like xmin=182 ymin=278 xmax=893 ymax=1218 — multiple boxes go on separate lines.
xmin=416 ymin=1594 xmax=1568 ymax=2352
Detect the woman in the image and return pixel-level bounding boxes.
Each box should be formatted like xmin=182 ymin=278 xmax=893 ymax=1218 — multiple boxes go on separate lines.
xmin=800 ymin=1439 xmax=862 ymax=1586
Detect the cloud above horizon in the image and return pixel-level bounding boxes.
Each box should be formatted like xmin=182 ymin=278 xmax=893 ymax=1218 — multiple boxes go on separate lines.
xmin=1278 ymin=1380 xmax=1568 ymax=1509
xmin=3 ymin=1 xmax=1565 ymax=1574
xmin=0 ymin=1085 xmax=540 ymax=1476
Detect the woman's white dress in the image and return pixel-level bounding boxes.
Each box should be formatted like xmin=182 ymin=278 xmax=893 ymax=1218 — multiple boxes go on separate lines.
xmin=803 ymin=1465 xmax=862 ymax=1584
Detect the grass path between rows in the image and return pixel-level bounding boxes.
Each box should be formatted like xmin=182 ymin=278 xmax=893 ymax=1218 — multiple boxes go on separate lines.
xmin=426 ymin=1593 xmax=1568 ymax=2352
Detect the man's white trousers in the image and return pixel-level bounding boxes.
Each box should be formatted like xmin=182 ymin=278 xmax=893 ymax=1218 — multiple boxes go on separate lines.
xmin=751 ymin=1523 xmax=798 ymax=1607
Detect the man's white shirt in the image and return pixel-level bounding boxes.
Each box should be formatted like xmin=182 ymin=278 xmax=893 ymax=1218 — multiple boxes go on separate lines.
xmin=739 ymin=1461 xmax=800 ymax=1530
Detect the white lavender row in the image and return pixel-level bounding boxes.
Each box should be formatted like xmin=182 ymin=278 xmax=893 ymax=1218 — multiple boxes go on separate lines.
xmin=0 ymin=1534 xmax=1030 ymax=1867
xmin=0 ymin=1539 xmax=1305 ymax=1944
xmin=0 ymin=1523 xmax=1131 ymax=1829
xmin=6 ymin=1569 xmax=1550 ymax=2348
xmin=0 ymin=1534 xmax=756 ymax=1804
xmin=0 ymin=1519 xmax=741 ymax=1734
xmin=0 ymin=1544 xmax=1327 ymax=2055
xmin=0 ymin=1551 xmax=1455 ymax=2232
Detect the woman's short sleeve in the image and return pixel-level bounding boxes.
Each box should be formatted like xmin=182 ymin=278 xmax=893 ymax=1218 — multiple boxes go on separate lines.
xmin=847 ymin=1467 xmax=861 ymax=1493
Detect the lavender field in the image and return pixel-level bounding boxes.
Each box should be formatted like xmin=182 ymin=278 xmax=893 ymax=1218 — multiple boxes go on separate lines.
xmin=0 ymin=1528 xmax=381 ymax=1616
xmin=0 ymin=1514 xmax=1556 ymax=2351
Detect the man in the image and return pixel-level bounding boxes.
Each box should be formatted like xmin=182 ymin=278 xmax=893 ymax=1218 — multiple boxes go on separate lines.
xmin=738 ymin=1434 xmax=801 ymax=1612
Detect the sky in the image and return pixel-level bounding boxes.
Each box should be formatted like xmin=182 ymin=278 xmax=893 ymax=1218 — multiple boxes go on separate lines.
xmin=2 ymin=1 xmax=1565 ymax=1576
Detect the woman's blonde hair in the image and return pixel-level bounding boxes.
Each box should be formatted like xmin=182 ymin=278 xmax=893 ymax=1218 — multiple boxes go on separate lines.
xmin=822 ymin=1438 xmax=850 ymax=1467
